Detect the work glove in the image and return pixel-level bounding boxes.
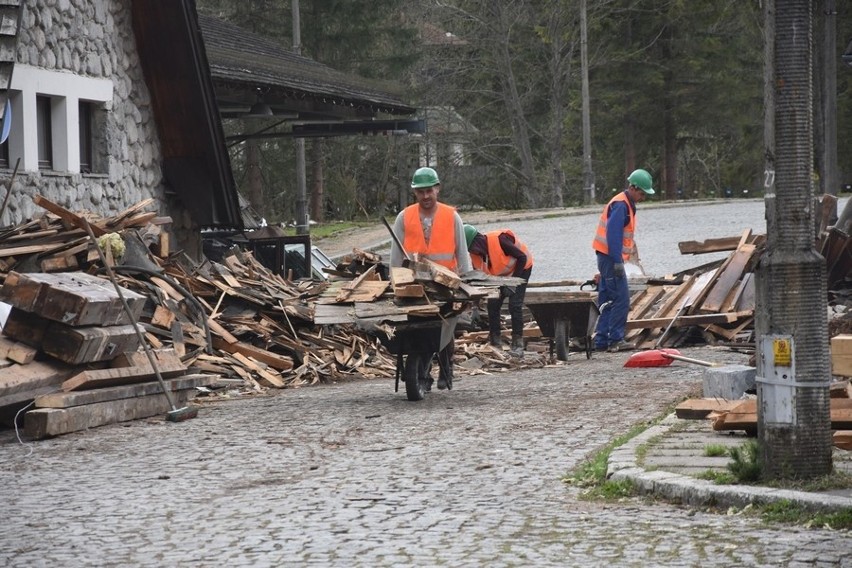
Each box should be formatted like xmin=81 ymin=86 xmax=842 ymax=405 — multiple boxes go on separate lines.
xmin=613 ymin=263 xmax=625 ymax=279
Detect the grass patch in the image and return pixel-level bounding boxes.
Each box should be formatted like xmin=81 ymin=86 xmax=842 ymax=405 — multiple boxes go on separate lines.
xmin=275 ymin=220 xmax=380 ymax=240
xmin=696 ymin=469 xmax=737 ymax=484
xmin=727 ymin=439 xmax=762 ymax=482
xmin=747 ymin=500 xmax=852 ymax=530
xmin=762 ymin=471 xmax=852 ymax=493
xmin=703 ymin=444 xmax=727 ymax=457
xmin=562 ymin=420 xmax=658 ymax=501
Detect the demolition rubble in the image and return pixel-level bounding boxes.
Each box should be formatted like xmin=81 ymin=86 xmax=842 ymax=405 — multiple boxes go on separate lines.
xmin=0 ymin=196 xmax=849 ymax=439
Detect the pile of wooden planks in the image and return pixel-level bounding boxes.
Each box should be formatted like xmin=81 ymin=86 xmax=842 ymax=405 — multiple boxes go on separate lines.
xmin=625 ymin=229 xmax=763 ymax=349
xmin=0 ymin=263 xmax=215 ymax=438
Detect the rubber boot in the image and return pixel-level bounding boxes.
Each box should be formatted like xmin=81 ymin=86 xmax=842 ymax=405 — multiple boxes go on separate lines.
xmin=489 ymin=331 xmax=502 ymax=347
xmin=510 ymin=334 xmax=524 ymax=357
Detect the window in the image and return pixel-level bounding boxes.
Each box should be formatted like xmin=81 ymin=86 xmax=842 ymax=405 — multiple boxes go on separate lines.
xmin=36 ymin=95 xmax=52 ymax=170
xmin=9 ymin=65 xmax=113 ymax=173
xmin=79 ymin=101 xmax=92 ymax=174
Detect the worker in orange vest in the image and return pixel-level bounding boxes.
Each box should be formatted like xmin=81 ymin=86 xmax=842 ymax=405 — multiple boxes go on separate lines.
xmin=390 ymin=167 xmax=472 ymax=390
xmin=591 ymin=168 xmax=654 ymax=352
xmin=464 ymin=225 xmax=533 ymax=357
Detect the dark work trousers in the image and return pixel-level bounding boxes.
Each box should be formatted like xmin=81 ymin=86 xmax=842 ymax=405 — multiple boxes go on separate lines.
xmin=593 ymin=252 xmax=630 ymax=349
xmin=487 ymin=267 xmax=532 ymax=337
xmin=415 ymin=338 xmax=454 ymax=382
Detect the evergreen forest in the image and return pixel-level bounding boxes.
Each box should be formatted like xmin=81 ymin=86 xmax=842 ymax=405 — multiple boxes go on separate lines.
xmin=195 ymin=0 xmax=852 ymax=225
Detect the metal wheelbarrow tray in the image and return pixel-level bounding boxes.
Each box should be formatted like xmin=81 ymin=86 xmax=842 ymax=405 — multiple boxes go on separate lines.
xmin=524 ymin=290 xmax=599 ymax=361
xmin=375 ymin=315 xmax=458 ymax=401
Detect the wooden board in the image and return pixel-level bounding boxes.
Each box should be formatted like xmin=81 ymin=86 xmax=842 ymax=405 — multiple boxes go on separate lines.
xmin=32 ymin=194 xmax=108 ymax=236
xmin=24 ymin=389 xmax=196 ymax=439
xmin=0 ymin=359 xmax=77 ymax=403
xmin=35 ymin=374 xmax=217 ymax=408
xmin=0 ymin=271 xmax=146 ymax=326
xmin=312 ymin=303 xmax=356 ymax=325
xmin=678 ymin=236 xmax=746 ymax=255
xmin=62 ymin=357 xmax=188 ymax=392
xmin=0 ymin=336 xmax=37 ymax=364
xmin=831 ymin=334 xmax=852 ymax=377
xmin=835 ymin=431 xmax=852 ymax=450
xmin=712 ymin=398 xmax=852 ymax=431
xmin=211 ymin=337 xmax=294 ymax=371
xmin=626 ymin=310 xmax=753 ymax=330
xmin=699 ymin=243 xmax=756 ymax=313
xmin=674 ymin=398 xmax=745 ymax=419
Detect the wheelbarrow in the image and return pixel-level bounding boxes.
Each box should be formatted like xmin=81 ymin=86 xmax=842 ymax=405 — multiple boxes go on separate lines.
xmin=524 ymin=290 xmax=599 ymax=361
xmin=374 ymin=315 xmax=459 ymax=401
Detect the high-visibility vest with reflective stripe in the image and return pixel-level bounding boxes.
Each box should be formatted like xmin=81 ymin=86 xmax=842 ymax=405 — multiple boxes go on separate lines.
xmin=471 ymin=230 xmax=533 ymax=276
xmin=402 ymin=202 xmax=458 ymax=270
xmin=592 ymin=192 xmax=636 ymax=260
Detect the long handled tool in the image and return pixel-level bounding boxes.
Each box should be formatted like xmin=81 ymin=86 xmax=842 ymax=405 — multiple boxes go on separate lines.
xmin=654 ymin=296 xmax=690 ymax=349
xmin=381 ymin=216 xmax=412 ymax=262
xmin=624 ymin=348 xmax=718 ymax=368
xmin=83 ymin=219 xmax=197 ymax=422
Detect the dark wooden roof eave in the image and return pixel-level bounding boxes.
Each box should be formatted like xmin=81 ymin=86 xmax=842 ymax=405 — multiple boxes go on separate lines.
xmin=198 ymin=13 xmax=416 ymax=121
xmin=212 ymin=78 xmax=414 ymax=120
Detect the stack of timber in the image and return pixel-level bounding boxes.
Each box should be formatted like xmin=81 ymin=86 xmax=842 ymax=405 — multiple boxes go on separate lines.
xmin=0 ymin=269 xmax=214 ymax=438
xmin=625 ymin=229 xmax=763 ymax=350
xmin=674 ymin=379 xmax=852 ymax=450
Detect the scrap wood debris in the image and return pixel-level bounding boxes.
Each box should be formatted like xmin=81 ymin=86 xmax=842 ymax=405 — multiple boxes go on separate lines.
xmin=0 ymin=194 xmax=850 ymax=438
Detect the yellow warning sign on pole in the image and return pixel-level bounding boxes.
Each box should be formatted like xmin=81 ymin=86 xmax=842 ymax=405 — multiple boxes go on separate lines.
xmin=773 ymin=337 xmax=792 ymax=366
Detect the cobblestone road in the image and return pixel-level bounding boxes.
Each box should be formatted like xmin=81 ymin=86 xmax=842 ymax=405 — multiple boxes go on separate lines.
xmin=3 ymin=200 xmax=850 ymax=567
xmin=2 ymin=347 xmax=850 ymax=567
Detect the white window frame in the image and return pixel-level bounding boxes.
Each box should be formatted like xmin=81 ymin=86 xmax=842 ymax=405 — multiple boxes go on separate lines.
xmin=8 ymin=65 xmax=113 ymax=173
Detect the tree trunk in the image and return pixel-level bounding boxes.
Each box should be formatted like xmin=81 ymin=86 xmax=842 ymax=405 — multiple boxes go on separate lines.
xmin=245 ymin=137 xmax=263 ymax=213
xmin=310 ymin=139 xmax=324 ymax=223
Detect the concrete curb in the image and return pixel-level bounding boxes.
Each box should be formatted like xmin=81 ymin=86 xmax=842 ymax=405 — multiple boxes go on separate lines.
xmin=607 ymin=413 xmax=852 ymax=513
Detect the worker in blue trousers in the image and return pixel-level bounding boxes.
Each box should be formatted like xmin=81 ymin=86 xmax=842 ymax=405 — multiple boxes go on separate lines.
xmin=591 ymin=169 xmax=655 ymax=352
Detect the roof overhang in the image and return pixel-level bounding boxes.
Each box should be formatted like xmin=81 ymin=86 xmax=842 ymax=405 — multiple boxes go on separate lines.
xmin=198 ymin=14 xmax=418 ymax=138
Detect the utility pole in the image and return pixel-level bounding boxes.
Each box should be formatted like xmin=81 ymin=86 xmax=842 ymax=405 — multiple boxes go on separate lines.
xmin=292 ymin=0 xmax=309 ymax=235
xmin=580 ymin=0 xmax=595 ymax=204
xmin=756 ymin=0 xmax=832 ymax=480
xmin=823 ymin=0 xmax=838 ymax=201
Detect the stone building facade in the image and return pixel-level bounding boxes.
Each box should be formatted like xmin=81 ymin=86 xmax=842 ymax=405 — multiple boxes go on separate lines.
xmin=3 ymin=0 xmax=193 ymax=249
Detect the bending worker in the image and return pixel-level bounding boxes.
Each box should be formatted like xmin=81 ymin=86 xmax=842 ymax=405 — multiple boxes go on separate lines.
xmin=390 ymin=166 xmax=472 ymax=390
xmin=464 ymin=225 xmax=533 ymax=357
xmin=591 ymin=168 xmax=655 ymax=353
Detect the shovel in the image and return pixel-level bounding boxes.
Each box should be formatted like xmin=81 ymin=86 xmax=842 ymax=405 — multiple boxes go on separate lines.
xmin=623 ymin=348 xmax=718 ymax=368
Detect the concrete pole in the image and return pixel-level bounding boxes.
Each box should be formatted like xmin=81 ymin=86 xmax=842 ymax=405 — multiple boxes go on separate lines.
xmin=292 ymin=0 xmax=309 ymax=235
xmin=756 ymin=0 xmax=833 ymax=480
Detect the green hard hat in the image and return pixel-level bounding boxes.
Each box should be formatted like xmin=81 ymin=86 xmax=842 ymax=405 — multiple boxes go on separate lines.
xmin=464 ymin=224 xmax=478 ymax=249
xmin=627 ymin=169 xmax=655 ymax=194
xmin=411 ymin=167 xmax=440 ymax=189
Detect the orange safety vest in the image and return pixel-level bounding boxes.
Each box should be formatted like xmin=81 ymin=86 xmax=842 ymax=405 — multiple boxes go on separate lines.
xmin=592 ymin=192 xmax=636 ymax=261
xmin=402 ymin=202 xmax=459 ymax=270
xmin=471 ymin=230 xmax=533 ymax=276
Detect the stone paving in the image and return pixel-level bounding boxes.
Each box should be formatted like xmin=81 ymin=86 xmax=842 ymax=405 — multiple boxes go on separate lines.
xmin=1 ymin=346 xmax=850 ymax=567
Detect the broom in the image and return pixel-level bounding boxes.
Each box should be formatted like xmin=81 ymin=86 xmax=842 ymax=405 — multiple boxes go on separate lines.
xmin=83 ymin=219 xmax=197 ymax=422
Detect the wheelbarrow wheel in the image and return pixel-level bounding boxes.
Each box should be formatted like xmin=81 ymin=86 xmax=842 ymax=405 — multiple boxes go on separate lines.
xmin=554 ymin=319 xmax=569 ymax=361
xmin=404 ymin=353 xmax=427 ymax=401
